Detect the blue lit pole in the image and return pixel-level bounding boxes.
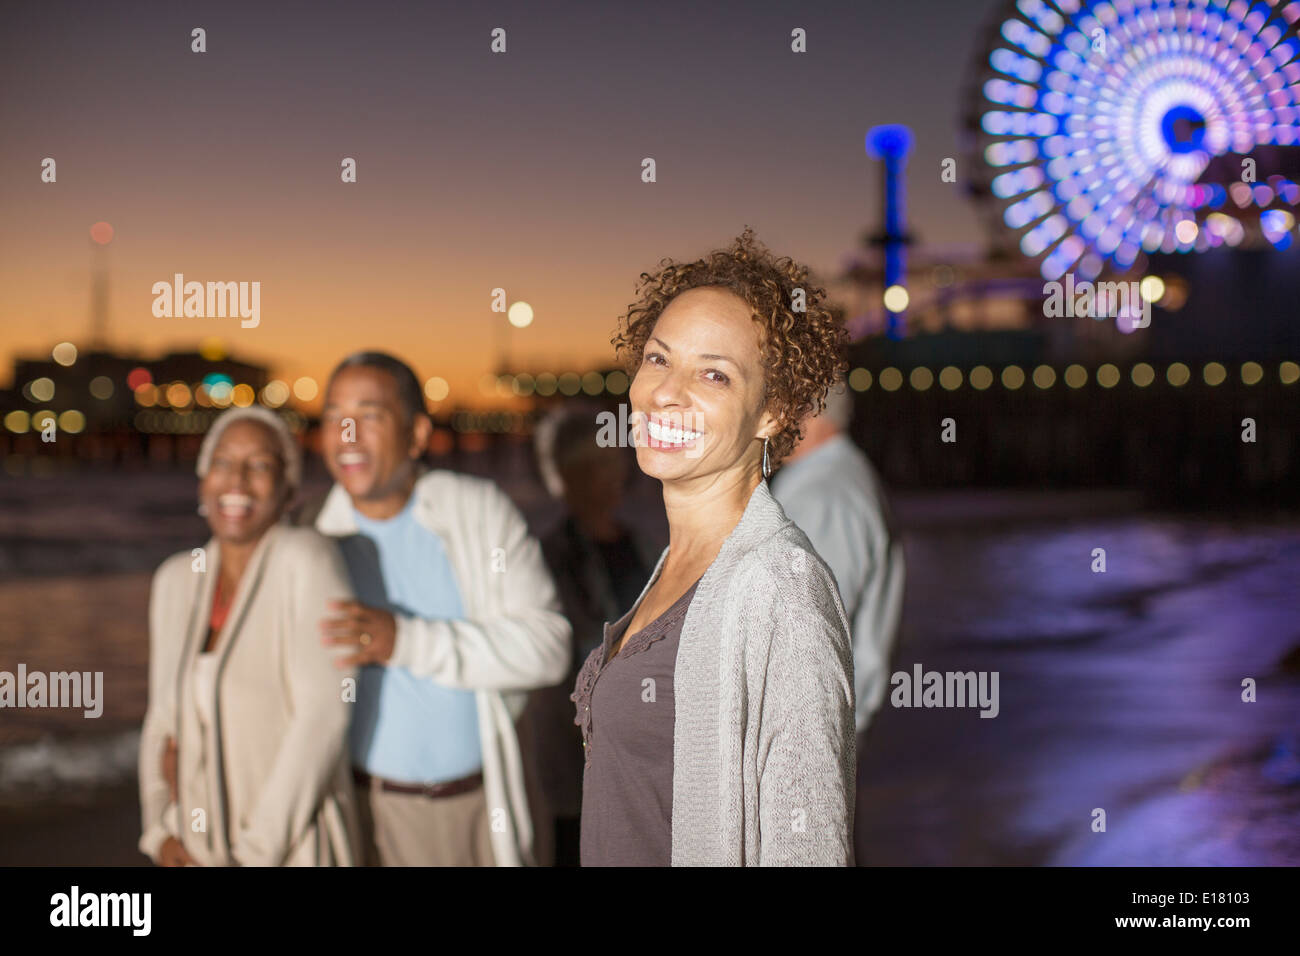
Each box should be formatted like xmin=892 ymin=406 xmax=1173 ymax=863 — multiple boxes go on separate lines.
xmin=866 ymin=124 xmax=914 ymax=340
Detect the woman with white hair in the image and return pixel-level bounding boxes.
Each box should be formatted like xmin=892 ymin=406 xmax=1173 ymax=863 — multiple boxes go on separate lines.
xmin=139 ymin=405 xmax=363 ymax=866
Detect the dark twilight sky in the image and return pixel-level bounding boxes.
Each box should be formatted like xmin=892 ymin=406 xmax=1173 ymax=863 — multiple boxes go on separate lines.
xmin=0 ymin=0 xmax=997 ymax=405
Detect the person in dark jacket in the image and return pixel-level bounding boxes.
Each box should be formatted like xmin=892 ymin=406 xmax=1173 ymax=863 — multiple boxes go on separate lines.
xmin=518 ymin=404 xmax=658 ymax=865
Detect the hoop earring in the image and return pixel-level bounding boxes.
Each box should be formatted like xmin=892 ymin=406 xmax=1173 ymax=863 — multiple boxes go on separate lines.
xmin=761 ymin=436 xmax=770 ymax=480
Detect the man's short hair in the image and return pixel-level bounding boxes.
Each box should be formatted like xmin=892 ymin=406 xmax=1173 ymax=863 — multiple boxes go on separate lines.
xmin=327 ymin=351 xmax=426 ymax=423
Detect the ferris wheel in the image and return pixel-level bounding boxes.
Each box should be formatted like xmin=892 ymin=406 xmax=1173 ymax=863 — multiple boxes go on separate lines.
xmin=966 ymin=0 xmax=1300 ymax=281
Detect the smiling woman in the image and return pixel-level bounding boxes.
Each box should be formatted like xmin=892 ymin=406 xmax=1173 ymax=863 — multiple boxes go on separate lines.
xmin=613 ymin=225 xmax=847 ymax=467
xmin=195 ymin=407 xmax=300 ymax=536
xmin=139 ymin=405 xmax=363 ymax=867
xmin=572 ymin=228 xmax=855 ymax=866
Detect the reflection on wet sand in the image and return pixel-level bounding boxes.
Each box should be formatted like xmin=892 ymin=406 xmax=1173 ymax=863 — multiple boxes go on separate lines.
xmin=857 ymin=493 xmax=1300 ymax=866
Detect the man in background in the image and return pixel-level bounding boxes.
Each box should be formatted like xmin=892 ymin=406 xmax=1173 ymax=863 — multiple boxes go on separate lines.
xmin=313 ymin=351 xmax=569 ymax=866
xmin=769 ymin=378 xmax=906 ymax=743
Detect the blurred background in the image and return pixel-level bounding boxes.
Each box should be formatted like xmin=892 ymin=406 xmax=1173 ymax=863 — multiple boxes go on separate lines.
xmin=1 ymin=0 xmax=1297 ymax=865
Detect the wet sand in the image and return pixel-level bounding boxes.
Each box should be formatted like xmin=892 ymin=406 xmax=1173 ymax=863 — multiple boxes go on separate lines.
xmin=855 ymin=494 xmax=1300 ymax=866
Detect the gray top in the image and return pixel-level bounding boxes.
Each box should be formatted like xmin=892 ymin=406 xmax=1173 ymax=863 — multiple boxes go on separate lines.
xmin=572 ymin=479 xmax=855 ymax=865
xmin=574 ymin=577 xmax=701 ymax=866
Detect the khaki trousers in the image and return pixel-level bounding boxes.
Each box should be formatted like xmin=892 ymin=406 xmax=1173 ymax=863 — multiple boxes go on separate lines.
xmin=355 ymin=775 xmax=496 ymax=867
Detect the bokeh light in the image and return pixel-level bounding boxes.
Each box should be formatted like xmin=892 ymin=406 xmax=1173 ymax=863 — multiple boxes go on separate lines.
xmin=507 ymin=301 xmax=534 ymax=328
xmin=1166 ymin=363 xmax=1191 ymax=387
xmin=605 ymin=371 xmax=629 ymax=395
xmin=166 ymin=382 xmax=192 ymax=407
xmin=262 ymin=380 xmax=291 ymax=407
xmin=293 ymin=377 xmax=318 ymax=402
xmin=58 ymin=410 xmax=86 ymax=433
xmin=883 ymin=285 xmax=910 ymax=312
xmin=27 ymin=378 xmax=55 ymax=402
xmin=208 ymin=381 xmax=233 ymax=407
xmin=424 ymin=377 xmax=450 ymax=402
xmin=1138 ymin=276 xmax=1165 ymax=303
xmin=848 ymin=368 xmax=872 ymax=391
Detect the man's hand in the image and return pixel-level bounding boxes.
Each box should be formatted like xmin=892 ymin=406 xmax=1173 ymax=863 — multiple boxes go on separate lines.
xmin=159 ymin=836 xmax=198 ymax=867
xmin=320 ymin=600 xmax=397 ymax=667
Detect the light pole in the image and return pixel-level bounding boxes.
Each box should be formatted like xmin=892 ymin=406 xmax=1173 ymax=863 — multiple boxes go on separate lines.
xmin=865 ymin=125 xmax=914 ymax=340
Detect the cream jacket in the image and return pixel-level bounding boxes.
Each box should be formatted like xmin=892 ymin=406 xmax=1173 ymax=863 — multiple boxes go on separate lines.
xmin=315 ymin=469 xmax=572 ymax=867
xmin=139 ymin=523 xmax=363 ymax=866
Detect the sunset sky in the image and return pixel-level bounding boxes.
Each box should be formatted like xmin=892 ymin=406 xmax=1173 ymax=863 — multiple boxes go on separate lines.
xmin=0 ymin=0 xmax=991 ymax=407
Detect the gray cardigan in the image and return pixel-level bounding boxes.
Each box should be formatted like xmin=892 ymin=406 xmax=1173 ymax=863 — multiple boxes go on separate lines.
xmin=613 ymin=479 xmax=856 ymax=865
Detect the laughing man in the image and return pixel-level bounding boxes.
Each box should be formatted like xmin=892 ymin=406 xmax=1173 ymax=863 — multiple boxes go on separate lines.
xmin=314 ymin=351 xmax=570 ymax=866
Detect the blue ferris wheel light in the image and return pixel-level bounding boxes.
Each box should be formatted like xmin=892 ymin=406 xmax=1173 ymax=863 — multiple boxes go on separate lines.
xmin=974 ymin=0 xmax=1300 ymax=278
xmin=1161 ymin=105 xmax=1208 ymax=155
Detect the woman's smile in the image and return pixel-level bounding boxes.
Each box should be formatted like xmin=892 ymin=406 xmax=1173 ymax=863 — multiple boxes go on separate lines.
xmin=642 ymin=413 xmax=704 ymax=452
xmin=216 ymin=492 xmax=256 ymax=521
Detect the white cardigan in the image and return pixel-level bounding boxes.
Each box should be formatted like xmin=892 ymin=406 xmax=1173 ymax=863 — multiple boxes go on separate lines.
xmin=316 ymin=469 xmax=571 ymax=866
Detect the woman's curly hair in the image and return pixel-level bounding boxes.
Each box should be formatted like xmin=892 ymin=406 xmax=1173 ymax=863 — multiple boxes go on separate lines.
xmin=612 ymin=227 xmax=848 ymax=465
